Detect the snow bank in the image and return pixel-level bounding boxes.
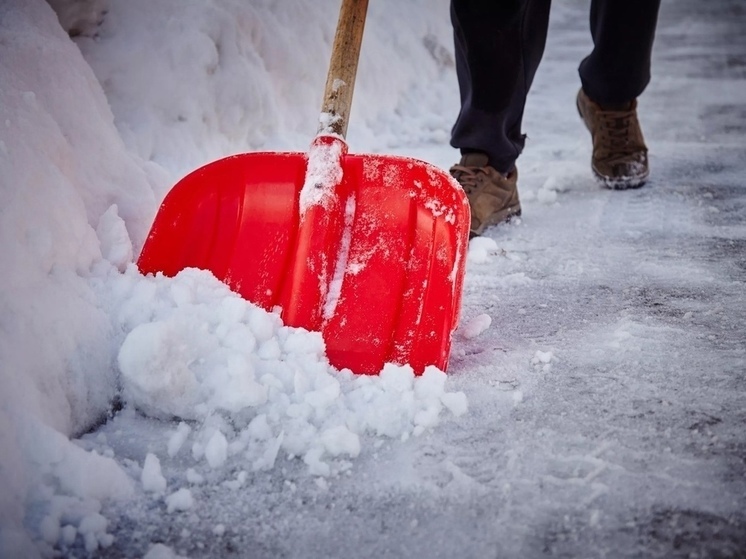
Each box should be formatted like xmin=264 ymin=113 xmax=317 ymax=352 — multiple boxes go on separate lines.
xmin=0 ymin=0 xmax=157 ymax=554
xmin=75 ymin=0 xmax=456 ymax=179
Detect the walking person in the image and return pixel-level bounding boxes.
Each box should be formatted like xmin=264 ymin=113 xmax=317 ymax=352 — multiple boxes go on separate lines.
xmin=448 ymin=0 xmax=662 ymax=237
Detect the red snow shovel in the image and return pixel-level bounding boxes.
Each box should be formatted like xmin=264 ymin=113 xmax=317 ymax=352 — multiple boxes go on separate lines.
xmin=137 ymin=0 xmax=470 ymax=375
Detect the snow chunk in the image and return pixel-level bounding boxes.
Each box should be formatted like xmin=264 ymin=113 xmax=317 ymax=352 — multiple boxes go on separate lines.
xmin=415 ymin=367 xmax=448 ymax=399
xmin=78 ymin=513 xmax=113 ymax=553
xmin=167 ymin=422 xmax=191 ymax=458
xmin=204 ymin=355 xmax=268 ymax=413
xmin=303 ymin=447 xmax=331 ymax=478
xmin=538 ymin=176 xmax=560 ymax=204
xmin=468 ymin=237 xmax=499 ymax=264
xmin=461 ymin=314 xmax=492 ymax=339
xmin=533 ymin=350 xmax=553 ymax=364
xmin=252 ymin=431 xmax=284 ymax=472
xmin=141 ymin=453 xmax=167 ymax=493
xmin=204 ymin=430 xmax=228 ymax=469
xmin=246 ymin=414 xmax=273 ymax=441
xmin=185 ymin=468 xmax=204 ymax=485
xmin=56 ymin=448 xmax=134 ymax=502
xmin=531 ymin=350 xmax=554 ymax=372
xmin=320 ymin=426 xmax=361 ymax=458
xmin=380 ymin=363 xmax=416 ymax=392
xmin=21 ymin=423 xmax=132 ymax=503
xmin=165 ymin=488 xmax=194 ymax=513
xmin=119 ymin=321 xmax=201 ymax=420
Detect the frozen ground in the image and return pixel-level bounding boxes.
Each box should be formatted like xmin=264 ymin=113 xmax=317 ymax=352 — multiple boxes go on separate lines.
xmin=2 ymin=0 xmax=745 ymax=557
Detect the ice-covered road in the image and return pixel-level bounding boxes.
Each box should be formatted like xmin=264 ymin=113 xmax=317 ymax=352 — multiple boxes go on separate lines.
xmin=79 ymin=1 xmax=746 ymax=557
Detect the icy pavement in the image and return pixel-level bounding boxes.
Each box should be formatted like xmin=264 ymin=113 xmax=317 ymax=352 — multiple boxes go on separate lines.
xmin=73 ymin=1 xmax=745 ymax=557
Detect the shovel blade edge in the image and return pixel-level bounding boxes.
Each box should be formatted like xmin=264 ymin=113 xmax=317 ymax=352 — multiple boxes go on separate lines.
xmin=137 ymin=151 xmax=470 ymax=375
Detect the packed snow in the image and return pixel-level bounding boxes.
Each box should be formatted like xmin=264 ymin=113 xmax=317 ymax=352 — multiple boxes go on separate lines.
xmin=1 ymin=0 xmax=745 ymax=557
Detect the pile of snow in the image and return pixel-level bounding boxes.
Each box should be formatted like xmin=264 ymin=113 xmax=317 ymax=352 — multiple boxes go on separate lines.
xmin=23 ymin=261 xmax=467 ymax=555
xmin=106 ymin=266 xmax=467 ymax=478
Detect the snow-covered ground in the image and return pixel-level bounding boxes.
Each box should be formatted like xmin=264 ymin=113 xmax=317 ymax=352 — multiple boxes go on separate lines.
xmin=1 ymin=0 xmax=744 ymax=557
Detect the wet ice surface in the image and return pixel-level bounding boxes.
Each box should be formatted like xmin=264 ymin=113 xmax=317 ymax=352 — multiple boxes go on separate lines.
xmin=81 ymin=0 xmax=745 ymax=557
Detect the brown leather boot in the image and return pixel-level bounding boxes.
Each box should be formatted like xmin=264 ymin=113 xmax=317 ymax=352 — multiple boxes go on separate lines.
xmin=576 ymin=88 xmax=649 ymax=189
xmin=449 ymin=153 xmax=521 ymax=238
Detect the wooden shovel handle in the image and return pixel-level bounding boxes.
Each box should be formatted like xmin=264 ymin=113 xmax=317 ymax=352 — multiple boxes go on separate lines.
xmin=318 ymin=0 xmax=369 ymax=138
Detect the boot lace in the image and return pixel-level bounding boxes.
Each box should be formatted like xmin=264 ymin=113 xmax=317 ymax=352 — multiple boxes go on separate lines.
xmin=449 ymin=165 xmax=483 ymax=195
xmin=596 ymin=109 xmax=641 ymax=165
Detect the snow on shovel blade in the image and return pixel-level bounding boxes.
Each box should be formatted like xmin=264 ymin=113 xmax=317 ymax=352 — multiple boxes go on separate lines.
xmin=137 ymin=136 xmax=470 ymax=374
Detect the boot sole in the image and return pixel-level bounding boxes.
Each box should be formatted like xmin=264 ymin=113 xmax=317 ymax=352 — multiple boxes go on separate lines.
xmin=592 ymin=168 xmax=649 ymax=190
xmin=470 ymin=205 xmax=522 ymax=238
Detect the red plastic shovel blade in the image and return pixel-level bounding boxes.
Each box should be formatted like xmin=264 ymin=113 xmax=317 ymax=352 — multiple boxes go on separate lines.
xmin=137 ymin=141 xmax=470 ymax=374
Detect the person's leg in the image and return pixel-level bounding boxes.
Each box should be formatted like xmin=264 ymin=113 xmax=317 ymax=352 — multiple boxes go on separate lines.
xmin=576 ymin=0 xmax=661 ymax=189
xmin=579 ymin=0 xmax=661 ymax=105
xmin=450 ymin=0 xmax=551 ymax=175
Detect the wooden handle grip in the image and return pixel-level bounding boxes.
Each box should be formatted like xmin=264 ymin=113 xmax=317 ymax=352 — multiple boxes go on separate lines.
xmin=318 ymin=0 xmax=369 ymax=138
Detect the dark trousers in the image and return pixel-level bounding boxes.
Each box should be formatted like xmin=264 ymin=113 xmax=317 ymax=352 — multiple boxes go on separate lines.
xmin=450 ymin=0 xmax=661 ymax=174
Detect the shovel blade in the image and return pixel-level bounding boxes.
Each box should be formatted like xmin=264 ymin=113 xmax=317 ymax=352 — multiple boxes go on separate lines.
xmin=137 ymin=149 xmax=470 ymax=374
